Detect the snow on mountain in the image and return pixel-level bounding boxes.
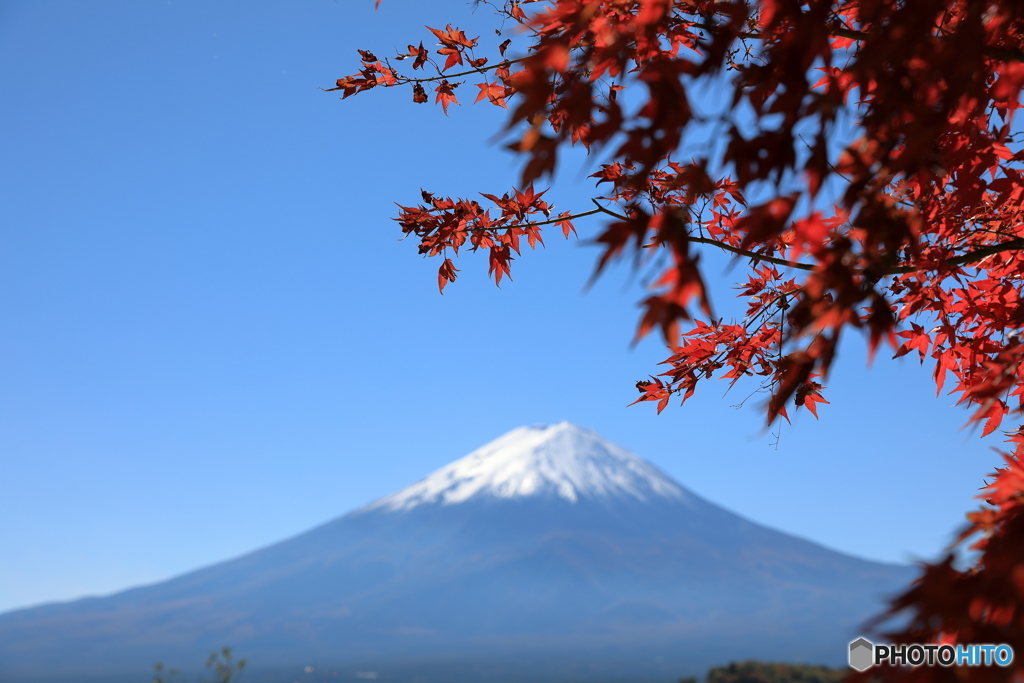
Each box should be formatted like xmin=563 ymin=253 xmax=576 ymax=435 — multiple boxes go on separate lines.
xmin=364 ymin=422 xmax=689 ymax=511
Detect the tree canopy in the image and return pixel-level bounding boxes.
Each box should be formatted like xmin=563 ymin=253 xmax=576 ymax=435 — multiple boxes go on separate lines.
xmin=331 ymin=1 xmax=1024 ymax=680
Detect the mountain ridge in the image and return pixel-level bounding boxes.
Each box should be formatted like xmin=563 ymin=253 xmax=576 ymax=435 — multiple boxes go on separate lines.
xmin=0 ymin=423 xmax=913 ymax=683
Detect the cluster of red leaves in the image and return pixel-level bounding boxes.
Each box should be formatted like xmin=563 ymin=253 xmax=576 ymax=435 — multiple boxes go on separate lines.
xmin=339 ymin=0 xmax=1024 ymax=672
xmin=324 ymin=49 xmax=398 ymax=99
xmin=334 ymin=1 xmax=1024 ymax=432
xmin=395 ymin=186 xmax=575 ymax=291
xmin=327 ymin=19 xmax=519 ymax=115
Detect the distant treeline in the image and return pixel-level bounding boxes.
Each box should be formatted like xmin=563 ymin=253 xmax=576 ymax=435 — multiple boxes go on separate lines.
xmin=154 ymin=651 xmax=853 ymax=683
xmin=682 ymin=660 xmax=851 ymax=683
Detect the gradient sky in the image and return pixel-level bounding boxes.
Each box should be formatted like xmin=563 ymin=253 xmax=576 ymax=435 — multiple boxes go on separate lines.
xmin=0 ymin=0 xmax=1002 ymax=614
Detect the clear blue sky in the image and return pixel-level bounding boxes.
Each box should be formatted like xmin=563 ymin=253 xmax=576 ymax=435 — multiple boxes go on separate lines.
xmin=0 ymin=0 xmax=1000 ymax=614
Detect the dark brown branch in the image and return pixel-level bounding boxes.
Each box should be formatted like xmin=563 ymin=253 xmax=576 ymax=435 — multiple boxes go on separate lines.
xmin=689 ymin=236 xmax=817 ymax=271
xmin=392 ymin=58 xmax=527 ymax=85
xmin=493 ymin=206 xmax=602 ymax=231
xmin=410 ymin=205 xmax=603 ymax=239
xmin=588 ymin=200 xmax=818 ymax=271
xmin=589 ymin=200 xmax=1024 ymax=274
xmin=946 ymin=239 xmax=1024 ymax=268
xmin=418 ymin=198 xmax=1024 ymax=275
xmin=690 ymin=233 xmax=1024 ymax=275
xmin=687 ymin=20 xmax=1024 ymax=62
xmin=887 ymin=238 xmax=1024 ymax=273
xmin=590 ymin=199 xmax=629 ymax=220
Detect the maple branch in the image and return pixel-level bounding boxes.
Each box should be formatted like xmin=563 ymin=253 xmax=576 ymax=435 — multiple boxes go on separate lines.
xmin=587 ymin=199 xmax=818 ymax=270
xmin=888 ymin=238 xmax=1024 ymax=273
xmin=686 ymin=20 xmax=760 ymax=42
xmin=748 ymin=290 xmax=795 ymax=333
xmin=394 ymin=57 xmax=527 ymax=85
xmin=687 ymin=20 xmax=1024 ymax=62
xmin=687 ymin=235 xmax=1024 ymax=276
xmin=949 ymin=238 xmax=1024 ymax=267
xmin=591 ymin=200 xmax=1024 ymax=275
xmin=589 ymin=199 xmax=628 ymax=220
xmin=497 ymin=206 xmax=602 ymax=230
xmin=409 ymin=205 xmax=603 ymax=240
xmin=689 ymin=236 xmax=817 ymax=272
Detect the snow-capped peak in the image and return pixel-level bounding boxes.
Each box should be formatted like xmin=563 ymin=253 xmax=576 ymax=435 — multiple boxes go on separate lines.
xmin=365 ymin=422 xmax=688 ymax=511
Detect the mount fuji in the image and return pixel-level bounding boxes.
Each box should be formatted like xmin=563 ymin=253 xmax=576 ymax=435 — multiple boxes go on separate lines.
xmin=0 ymin=423 xmax=914 ymax=683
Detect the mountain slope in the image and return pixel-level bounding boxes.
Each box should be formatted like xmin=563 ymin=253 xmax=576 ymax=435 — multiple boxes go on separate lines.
xmin=0 ymin=423 xmax=913 ymax=683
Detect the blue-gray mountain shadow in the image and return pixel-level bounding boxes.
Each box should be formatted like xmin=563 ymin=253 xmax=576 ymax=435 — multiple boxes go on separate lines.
xmin=0 ymin=423 xmax=914 ymax=683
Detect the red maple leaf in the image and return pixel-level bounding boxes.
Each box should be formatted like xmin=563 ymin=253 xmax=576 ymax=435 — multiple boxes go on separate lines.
xmin=474 ymin=81 xmax=508 ymax=109
xmin=434 ymin=80 xmax=460 ymax=115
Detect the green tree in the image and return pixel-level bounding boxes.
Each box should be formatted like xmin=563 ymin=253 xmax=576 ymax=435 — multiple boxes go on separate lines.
xmin=204 ymin=647 xmax=246 ymax=683
xmin=151 ymin=647 xmax=245 ymax=683
xmin=704 ymin=661 xmax=848 ymax=683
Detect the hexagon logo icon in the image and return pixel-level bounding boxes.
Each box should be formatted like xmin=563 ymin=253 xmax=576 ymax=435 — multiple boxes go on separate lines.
xmin=849 ymin=638 xmax=874 ymax=671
